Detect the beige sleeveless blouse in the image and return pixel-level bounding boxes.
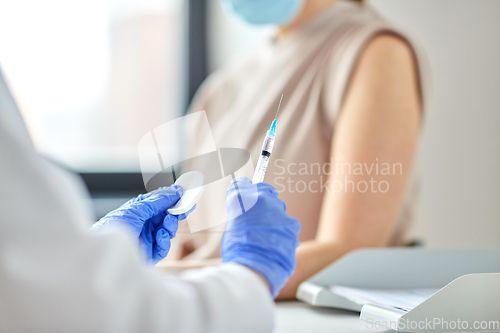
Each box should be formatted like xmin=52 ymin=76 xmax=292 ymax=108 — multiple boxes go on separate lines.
xmin=166 ymin=0 xmax=429 ymax=261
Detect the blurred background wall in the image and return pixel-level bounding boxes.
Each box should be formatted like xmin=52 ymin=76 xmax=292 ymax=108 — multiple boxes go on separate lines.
xmin=206 ymin=0 xmax=500 ymax=248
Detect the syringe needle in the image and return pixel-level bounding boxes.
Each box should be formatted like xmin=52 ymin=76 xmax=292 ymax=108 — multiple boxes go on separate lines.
xmin=275 ymin=94 xmax=283 ymax=119
xmin=253 ymin=95 xmax=282 ymax=184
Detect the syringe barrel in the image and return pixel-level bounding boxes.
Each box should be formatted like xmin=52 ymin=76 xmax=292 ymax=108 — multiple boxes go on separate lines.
xmin=252 ymin=154 xmax=270 ymax=184
xmin=252 ymin=131 xmax=276 ymax=184
xmin=260 ymin=131 xmax=275 ymax=153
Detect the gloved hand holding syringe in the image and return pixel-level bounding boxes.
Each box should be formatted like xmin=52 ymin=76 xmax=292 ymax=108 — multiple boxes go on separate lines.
xmin=252 ymin=95 xmax=283 ymax=184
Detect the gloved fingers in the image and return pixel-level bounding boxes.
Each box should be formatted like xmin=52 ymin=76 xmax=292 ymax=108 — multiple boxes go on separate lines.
xmin=127 ymin=185 xmax=182 ymax=221
xmin=227 ymin=177 xmax=278 ymax=198
xmin=289 ymin=217 xmax=301 ymax=235
xmin=125 ymin=185 xmax=183 ymax=205
xmin=162 ymin=214 xmax=179 ymax=238
xmin=139 ymin=220 xmax=155 ymax=247
xmin=150 ymin=185 xmax=183 ymax=197
xmin=228 ymin=176 xmax=252 ymax=190
xmin=226 ymin=186 xmax=280 ymax=218
xmin=123 ymin=192 xmax=152 ymax=205
xmin=277 ymin=197 xmax=287 ymax=212
xmin=153 ymin=228 xmax=172 ymax=263
xmin=257 ymin=182 xmax=279 ymax=197
xmin=172 ymin=203 xmax=196 ymax=221
xmin=139 ymin=231 xmax=154 ymax=263
xmin=146 ymin=213 xmax=167 ymax=230
xmin=226 ymin=178 xmax=257 ymax=199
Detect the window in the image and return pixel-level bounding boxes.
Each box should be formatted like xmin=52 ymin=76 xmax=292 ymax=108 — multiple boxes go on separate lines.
xmin=0 ymin=0 xmax=185 ymax=172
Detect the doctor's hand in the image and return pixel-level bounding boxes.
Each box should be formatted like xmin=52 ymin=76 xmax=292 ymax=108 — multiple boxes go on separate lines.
xmin=91 ymin=185 xmax=192 ymax=264
xmin=221 ymin=177 xmax=301 ymax=298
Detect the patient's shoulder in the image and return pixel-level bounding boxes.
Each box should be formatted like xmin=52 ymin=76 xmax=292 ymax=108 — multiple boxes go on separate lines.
xmin=358 ymin=33 xmax=417 ymax=75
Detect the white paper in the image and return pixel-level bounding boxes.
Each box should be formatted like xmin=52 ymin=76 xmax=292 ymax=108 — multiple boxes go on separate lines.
xmin=329 ymin=285 xmax=439 ymax=312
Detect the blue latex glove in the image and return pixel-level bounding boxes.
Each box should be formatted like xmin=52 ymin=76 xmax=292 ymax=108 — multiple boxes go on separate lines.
xmin=221 ymin=177 xmax=301 ymax=298
xmin=91 ymin=185 xmax=192 ymax=264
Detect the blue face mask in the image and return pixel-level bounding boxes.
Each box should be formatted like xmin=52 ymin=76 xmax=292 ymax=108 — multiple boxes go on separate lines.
xmin=220 ymin=0 xmax=305 ymax=25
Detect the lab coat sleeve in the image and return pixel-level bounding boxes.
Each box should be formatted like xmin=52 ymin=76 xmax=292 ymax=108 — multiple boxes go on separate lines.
xmin=0 ymin=68 xmax=274 ymax=333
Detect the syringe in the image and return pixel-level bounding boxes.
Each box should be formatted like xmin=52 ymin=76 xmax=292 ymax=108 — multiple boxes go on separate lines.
xmin=252 ymin=95 xmax=283 ymax=184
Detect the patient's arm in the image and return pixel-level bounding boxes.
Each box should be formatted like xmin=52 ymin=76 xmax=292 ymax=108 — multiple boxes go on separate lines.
xmin=277 ymin=34 xmax=422 ymax=299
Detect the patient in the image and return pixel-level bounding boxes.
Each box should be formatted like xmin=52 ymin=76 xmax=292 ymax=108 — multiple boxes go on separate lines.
xmin=161 ymin=0 xmax=428 ymax=299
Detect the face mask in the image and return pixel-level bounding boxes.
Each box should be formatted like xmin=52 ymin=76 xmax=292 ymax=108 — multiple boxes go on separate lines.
xmin=220 ymin=0 xmax=305 ymax=25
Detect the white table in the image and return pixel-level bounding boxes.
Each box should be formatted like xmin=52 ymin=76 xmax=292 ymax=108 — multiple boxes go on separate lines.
xmin=274 ymin=302 xmax=390 ymax=333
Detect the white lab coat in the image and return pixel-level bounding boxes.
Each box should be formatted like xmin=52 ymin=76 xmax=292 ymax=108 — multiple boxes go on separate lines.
xmin=0 ymin=69 xmax=274 ymax=333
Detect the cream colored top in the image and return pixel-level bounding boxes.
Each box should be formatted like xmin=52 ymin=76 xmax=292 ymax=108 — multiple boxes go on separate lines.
xmin=166 ymin=1 xmax=428 ymax=261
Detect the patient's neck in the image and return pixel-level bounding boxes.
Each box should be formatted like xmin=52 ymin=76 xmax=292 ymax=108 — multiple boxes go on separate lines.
xmin=277 ymin=0 xmax=339 ymax=38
